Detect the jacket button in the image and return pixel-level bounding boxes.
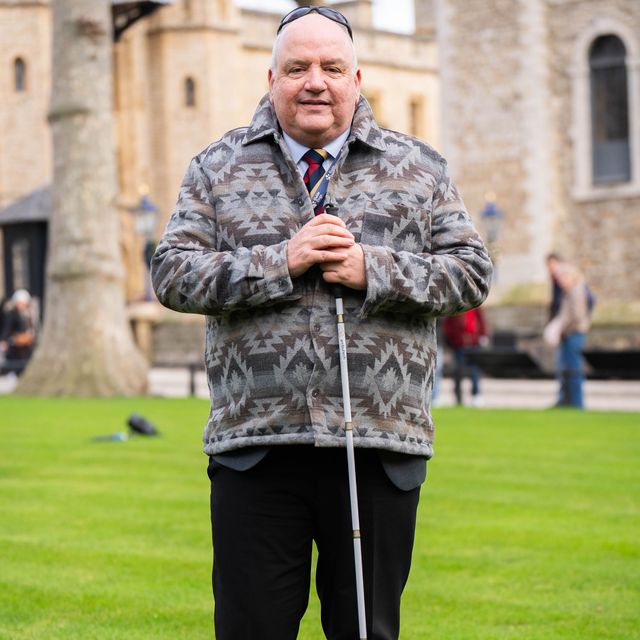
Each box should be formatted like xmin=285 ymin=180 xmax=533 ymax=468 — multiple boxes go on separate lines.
xmin=311 ymin=389 xmax=320 ymax=398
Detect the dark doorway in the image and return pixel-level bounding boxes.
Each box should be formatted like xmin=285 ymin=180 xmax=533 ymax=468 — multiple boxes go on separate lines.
xmin=0 ymin=187 xmax=50 ymax=317
xmin=2 ymin=222 xmax=47 ymax=314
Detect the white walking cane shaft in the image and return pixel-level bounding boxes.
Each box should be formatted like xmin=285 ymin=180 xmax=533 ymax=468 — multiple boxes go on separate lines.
xmin=335 ymin=296 xmax=368 ymax=640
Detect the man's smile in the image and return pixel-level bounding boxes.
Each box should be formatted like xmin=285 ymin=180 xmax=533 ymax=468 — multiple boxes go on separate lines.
xmin=299 ymin=98 xmax=331 ymax=106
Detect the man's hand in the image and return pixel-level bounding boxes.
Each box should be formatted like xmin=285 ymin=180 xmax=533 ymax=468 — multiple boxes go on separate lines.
xmin=320 ymin=243 xmax=366 ymax=291
xmin=287 ymin=214 xmax=355 ymax=278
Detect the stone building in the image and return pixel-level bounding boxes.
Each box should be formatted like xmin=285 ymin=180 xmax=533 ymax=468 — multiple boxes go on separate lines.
xmin=1 ymin=0 xmax=638 ymax=346
xmin=437 ymin=0 xmax=640 ymax=328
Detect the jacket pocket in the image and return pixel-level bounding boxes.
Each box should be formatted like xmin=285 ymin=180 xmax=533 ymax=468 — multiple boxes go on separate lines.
xmin=360 ymin=205 xmax=430 ymax=253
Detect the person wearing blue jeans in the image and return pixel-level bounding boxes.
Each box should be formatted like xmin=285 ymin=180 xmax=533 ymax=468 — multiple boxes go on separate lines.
xmin=545 ymin=263 xmax=591 ymax=409
xmin=558 ymin=331 xmax=587 ymax=408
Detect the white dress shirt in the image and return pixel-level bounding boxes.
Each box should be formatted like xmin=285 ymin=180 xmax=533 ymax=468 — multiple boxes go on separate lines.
xmin=282 ymin=129 xmax=350 ymax=177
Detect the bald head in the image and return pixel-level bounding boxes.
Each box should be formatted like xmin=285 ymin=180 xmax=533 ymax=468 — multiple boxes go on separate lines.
xmin=268 ymin=12 xmax=362 ymax=147
xmin=271 ymin=12 xmax=358 ymax=73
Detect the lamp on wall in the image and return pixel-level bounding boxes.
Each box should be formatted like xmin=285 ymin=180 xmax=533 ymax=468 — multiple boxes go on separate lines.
xmin=131 ymin=192 xmax=158 ymax=240
xmin=479 ymin=191 xmax=504 ymax=277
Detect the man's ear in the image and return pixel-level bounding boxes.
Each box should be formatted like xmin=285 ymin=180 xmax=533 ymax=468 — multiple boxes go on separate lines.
xmin=268 ymin=69 xmax=274 ymax=98
xmin=354 ymin=68 xmax=362 ymax=104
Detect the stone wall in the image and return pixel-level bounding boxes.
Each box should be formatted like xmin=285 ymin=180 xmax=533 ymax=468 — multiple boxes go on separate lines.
xmin=437 ymin=0 xmax=541 ymax=290
xmin=0 ymin=1 xmax=51 ymax=207
xmin=546 ymin=0 xmax=640 ymax=304
xmin=438 ymin=0 xmax=640 ymax=318
xmin=5 ymin=0 xmax=638 ymax=328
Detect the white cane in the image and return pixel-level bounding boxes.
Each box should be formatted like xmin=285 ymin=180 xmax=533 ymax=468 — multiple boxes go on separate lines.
xmin=318 ymin=195 xmax=367 ymax=637
xmin=334 ymin=291 xmax=368 ymax=640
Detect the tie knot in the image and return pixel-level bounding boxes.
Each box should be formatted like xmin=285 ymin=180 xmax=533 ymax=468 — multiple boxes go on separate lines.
xmin=302 ymin=148 xmax=329 ymax=167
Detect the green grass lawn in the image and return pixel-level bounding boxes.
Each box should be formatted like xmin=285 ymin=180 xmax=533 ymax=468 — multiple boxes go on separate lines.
xmin=0 ymin=397 xmax=638 ymax=639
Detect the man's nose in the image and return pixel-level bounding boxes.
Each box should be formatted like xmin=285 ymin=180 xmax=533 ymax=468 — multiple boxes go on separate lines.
xmin=304 ymin=66 xmax=327 ymax=91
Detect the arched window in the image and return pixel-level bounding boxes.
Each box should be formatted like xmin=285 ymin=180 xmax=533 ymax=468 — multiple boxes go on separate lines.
xmin=185 ymin=77 xmax=196 ymax=107
xmin=14 ymin=57 xmax=26 ymax=92
xmin=590 ymin=35 xmax=630 ymax=183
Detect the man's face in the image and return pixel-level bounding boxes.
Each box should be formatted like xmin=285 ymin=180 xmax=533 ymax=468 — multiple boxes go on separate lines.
xmin=268 ymin=13 xmax=361 ymax=148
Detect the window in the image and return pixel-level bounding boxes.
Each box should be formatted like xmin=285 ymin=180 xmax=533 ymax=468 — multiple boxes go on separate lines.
xmin=185 ymin=77 xmax=196 ymax=107
xmin=590 ymin=35 xmax=630 ymax=184
xmin=14 ymin=57 xmax=26 ymax=92
xmin=571 ymin=21 xmax=639 ymax=199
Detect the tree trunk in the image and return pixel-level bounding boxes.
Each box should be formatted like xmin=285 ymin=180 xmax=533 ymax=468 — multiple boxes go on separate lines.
xmin=16 ymin=0 xmax=148 ymax=395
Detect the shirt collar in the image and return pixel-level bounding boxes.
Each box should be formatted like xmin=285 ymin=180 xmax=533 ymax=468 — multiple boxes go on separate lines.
xmin=282 ymin=129 xmax=351 ymax=165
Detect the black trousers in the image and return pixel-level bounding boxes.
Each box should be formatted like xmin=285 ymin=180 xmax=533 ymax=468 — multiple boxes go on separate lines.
xmin=208 ymin=446 xmax=420 ymax=640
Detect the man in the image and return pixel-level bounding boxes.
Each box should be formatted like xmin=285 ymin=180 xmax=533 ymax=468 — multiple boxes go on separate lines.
xmin=546 ymin=252 xmax=595 ymax=322
xmin=545 ymin=254 xmax=593 ymax=407
xmin=152 ymin=6 xmax=492 ymax=639
xmin=548 ymin=263 xmax=591 ymax=408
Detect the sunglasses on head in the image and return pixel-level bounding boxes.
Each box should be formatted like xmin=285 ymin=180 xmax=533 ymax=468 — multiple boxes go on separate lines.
xmin=277 ymin=6 xmax=353 ymax=40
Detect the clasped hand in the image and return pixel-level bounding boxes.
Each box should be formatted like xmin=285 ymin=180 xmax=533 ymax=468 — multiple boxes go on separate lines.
xmin=287 ymin=214 xmax=366 ymax=291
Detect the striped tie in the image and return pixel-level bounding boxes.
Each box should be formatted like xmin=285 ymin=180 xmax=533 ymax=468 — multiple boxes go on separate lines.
xmin=302 ymin=148 xmax=329 ymax=214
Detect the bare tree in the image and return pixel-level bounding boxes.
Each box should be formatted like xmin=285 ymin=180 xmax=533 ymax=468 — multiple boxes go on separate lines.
xmin=17 ymin=0 xmax=148 ymax=395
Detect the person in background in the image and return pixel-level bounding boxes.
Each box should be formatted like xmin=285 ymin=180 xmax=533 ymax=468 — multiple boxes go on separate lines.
xmin=543 ymin=263 xmax=591 ymax=408
xmin=545 ymin=254 xmax=595 ymax=407
xmin=443 ymin=307 xmax=489 ymax=407
xmin=151 ymin=6 xmax=493 ymax=638
xmin=0 ymin=289 xmax=36 ymax=375
xmin=546 ymin=252 xmax=596 ymax=320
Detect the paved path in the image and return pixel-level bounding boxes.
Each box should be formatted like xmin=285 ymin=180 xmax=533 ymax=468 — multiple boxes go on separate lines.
xmin=436 ymin=377 xmax=640 ymax=412
xmin=2 ymin=369 xmax=639 ymax=412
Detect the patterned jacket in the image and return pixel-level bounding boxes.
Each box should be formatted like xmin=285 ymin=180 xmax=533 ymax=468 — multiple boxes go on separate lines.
xmin=151 ymin=95 xmax=493 ymax=458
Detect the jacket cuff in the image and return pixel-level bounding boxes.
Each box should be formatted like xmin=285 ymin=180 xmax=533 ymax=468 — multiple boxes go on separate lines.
xmin=261 ymin=240 xmax=295 ymax=300
xmin=359 ymin=243 xmax=395 ymax=317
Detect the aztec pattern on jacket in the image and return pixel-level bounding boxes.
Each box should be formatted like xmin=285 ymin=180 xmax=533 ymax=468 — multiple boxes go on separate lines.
xmin=151 ymin=95 xmax=493 ymax=458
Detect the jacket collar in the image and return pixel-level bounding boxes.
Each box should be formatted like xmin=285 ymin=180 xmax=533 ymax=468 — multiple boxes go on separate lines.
xmin=242 ymin=94 xmax=387 ymax=153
